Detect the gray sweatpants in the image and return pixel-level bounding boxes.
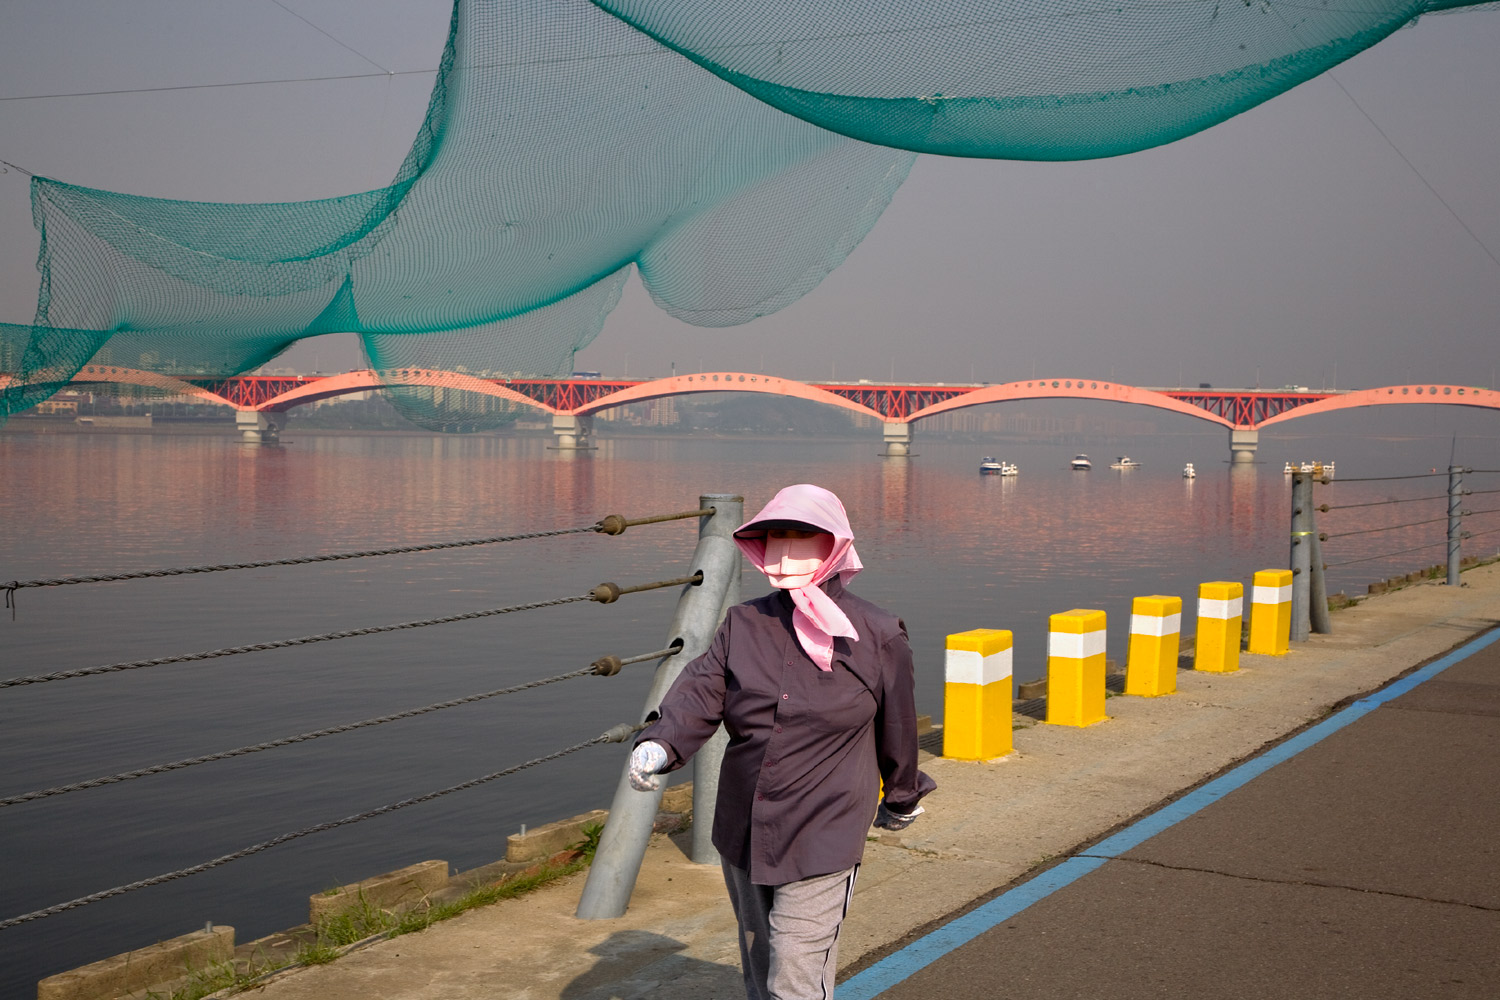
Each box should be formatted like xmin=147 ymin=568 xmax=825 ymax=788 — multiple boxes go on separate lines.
xmin=721 ymin=860 xmax=860 ymax=1000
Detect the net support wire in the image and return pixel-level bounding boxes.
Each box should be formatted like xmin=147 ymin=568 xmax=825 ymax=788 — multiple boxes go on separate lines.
xmin=0 ymin=721 xmax=649 ymax=932
xmin=0 ymin=572 xmax=701 ymax=689
xmin=0 ymin=642 xmax=681 ymax=809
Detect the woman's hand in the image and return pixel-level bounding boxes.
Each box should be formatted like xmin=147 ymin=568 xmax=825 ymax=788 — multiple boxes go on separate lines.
xmin=628 ymin=741 xmax=669 ymax=791
xmin=873 ymin=802 xmax=925 ymax=831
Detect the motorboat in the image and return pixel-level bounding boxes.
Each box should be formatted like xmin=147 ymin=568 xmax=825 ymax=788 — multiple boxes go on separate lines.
xmin=1070 ymin=454 xmax=1091 ymax=470
xmin=1109 ymin=456 xmax=1142 ymax=469
xmin=1182 ymin=462 xmax=1197 ymax=479
xmin=981 ymin=458 xmax=1019 ymax=476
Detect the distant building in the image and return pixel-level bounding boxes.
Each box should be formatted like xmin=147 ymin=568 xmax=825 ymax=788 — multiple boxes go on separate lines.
xmin=34 ymin=395 xmax=81 ymax=415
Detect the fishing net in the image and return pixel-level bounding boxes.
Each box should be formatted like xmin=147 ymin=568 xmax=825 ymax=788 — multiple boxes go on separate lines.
xmin=1 ymin=0 xmax=1492 ymax=428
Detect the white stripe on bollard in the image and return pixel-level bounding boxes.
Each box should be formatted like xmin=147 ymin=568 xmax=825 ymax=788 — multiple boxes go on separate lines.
xmin=1198 ymin=596 xmax=1243 ymax=620
xmin=945 ymin=647 xmax=1013 ymax=687
xmin=1252 ymin=584 xmax=1292 ymax=605
xmin=1130 ymin=612 xmax=1182 ymax=637
xmin=1048 ymin=630 xmax=1107 ymax=660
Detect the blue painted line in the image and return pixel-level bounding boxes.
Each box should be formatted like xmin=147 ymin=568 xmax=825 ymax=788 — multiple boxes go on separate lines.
xmin=838 ymin=856 xmax=1107 ymax=1000
xmin=839 ymin=625 xmax=1500 ymax=999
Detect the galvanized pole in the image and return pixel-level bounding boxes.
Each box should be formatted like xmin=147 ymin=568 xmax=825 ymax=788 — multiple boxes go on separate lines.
xmin=691 ymin=496 xmax=743 ymax=866
xmin=1290 ymin=472 xmax=1312 ymax=642
xmin=1448 ymin=465 xmax=1464 ymax=585
xmin=1308 ymin=505 xmax=1331 ymax=634
xmin=576 ymin=493 xmax=743 ymax=920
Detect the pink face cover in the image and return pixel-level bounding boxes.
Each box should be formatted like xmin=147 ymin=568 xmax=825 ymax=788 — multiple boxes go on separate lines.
xmin=735 ymin=484 xmax=863 ymax=671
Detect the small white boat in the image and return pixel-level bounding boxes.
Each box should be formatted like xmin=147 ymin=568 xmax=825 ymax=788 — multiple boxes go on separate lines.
xmin=1070 ymin=454 xmax=1092 ymax=470
xmin=1286 ymin=460 xmax=1335 ymax=476
xmin=981 ymin=458 xmax=1019 ymax=476
xmin=1182 ymin=462 xmax=1197 ymax=479
xmin=1109 ymin=456 xmax=1142 ymax=469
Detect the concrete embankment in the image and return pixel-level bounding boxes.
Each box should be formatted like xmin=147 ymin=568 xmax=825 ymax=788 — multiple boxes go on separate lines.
xmin=48 ymin=563 xmax=1500 ymax=1000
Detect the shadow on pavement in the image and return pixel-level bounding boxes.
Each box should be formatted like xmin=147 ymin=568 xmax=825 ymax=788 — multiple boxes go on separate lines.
xmin=560 ymin=930 xmax=742 ymax=1000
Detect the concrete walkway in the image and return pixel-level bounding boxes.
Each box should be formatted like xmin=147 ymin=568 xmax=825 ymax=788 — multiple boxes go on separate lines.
xmin=247 ymin=564 xmax=1500 ymax=1000
xmin=868 ymin=629 xmax=1500 ymax=999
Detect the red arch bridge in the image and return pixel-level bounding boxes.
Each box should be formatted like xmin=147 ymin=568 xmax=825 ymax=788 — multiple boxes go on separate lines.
xmin=26 ymin=367 xmax=1500 ymax=461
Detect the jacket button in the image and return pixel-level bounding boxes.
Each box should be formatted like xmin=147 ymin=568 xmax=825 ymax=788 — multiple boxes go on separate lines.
xmin=782 ymin=693 xmax=789 ymax=700
xmin=757 ymin=794 xmax=764 ymax=801
xmin=774 ymin=726 xmax=782 ymax=733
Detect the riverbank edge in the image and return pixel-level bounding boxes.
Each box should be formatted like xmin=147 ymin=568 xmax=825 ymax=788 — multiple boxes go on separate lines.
xmin=173 ymin=558 xmax=1498 ymax=1000
xmin=37 ymin=556 xmax=1500 ymax=1000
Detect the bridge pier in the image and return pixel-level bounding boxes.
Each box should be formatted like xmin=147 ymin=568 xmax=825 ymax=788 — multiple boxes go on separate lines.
xmin=235 ymin=410 xmax=284 ymax=445
xmin=551 ymin=413 xmax=595 ymax=450
xmin=882 ymin=421 xmax=914 ymax=457
xmin=1229 ymin=428 xmax=1259 ymax=464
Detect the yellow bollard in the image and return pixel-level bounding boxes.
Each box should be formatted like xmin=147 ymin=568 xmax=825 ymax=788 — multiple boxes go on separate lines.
xmin=1047 ymin=609 xmax=1107 ymax=726
xmin=1125 ymin=595 xmax=1182 ymax=697
xmin=1194 ymin=581 xmax=1243 ymax=673
xmin=943 ymin=629 xmax=1013 ymax=760
xmin=1248 ymin=569 xmax=1293 ymax=655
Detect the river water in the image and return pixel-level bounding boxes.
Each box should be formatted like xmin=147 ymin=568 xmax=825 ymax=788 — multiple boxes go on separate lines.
xmin=2 ymin=427 xmax=1496 ymax=995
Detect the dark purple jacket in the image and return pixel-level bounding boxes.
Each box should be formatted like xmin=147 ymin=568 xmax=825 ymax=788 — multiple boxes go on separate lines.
xmin=639 ymin=577 xmax=936 ymax=885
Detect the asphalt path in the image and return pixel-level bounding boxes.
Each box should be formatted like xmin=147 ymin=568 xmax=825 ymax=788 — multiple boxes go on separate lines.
xmin=851 ymin=630 xmax=1500 ymax=999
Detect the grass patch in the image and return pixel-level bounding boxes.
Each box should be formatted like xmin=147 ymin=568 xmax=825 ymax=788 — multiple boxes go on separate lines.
xmin=142 ymin=954 xmax=270 ymax=1000
xmin=151 ymin=853 xmax=594 ymax=999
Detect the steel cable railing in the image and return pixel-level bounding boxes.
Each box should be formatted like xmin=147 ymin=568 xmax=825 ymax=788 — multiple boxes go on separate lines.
xmin=1321 ymin=471 xmax=1451 ymax=482
xmin=1 ymin=507 xmax=711 ymax=611
xmin=0 ymin=722 xmax=647 ymax=931
xmin=1319 ymin=494 xmax=1450 ymax=510
xmin=0 ymin=493 xmax=746 ymax=943
xmin=1325 ymin=540 xmax=1449 ymax=568
xmin=0 ymin=572 xmax=700 ymax=689
xmin=1323 ymin=515 xmax=1457 ymax=539
xmin=1316 ymin=468 xmax=1500 ymax=573
xmin=0 ymin=644 xmax=680 ymax=808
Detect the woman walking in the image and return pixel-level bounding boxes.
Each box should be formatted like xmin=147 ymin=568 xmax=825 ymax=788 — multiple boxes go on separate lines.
xmin=629 ymin=483 xmax=935 ymax=1000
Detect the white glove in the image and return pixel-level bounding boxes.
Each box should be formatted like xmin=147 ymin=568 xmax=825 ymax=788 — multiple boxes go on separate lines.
xmin=873 ymin=802 xmax=925 ymax=831
xmin=628 ymin=741 xmax=669 ymax=791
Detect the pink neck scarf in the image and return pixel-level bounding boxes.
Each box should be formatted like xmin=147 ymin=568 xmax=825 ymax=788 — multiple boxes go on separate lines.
xmin=734 ymin=484 xmax=863 ymax=671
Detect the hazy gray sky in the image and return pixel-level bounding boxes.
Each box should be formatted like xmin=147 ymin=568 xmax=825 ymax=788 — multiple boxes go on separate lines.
xmin=1 ymin=1 xmax=1496 ymax=392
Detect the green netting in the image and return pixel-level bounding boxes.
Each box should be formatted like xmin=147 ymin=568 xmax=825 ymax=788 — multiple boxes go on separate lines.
xmin=1 ymin=0 xmax=1493 ymax=428
xmin=593 ymin=0 xmax=1448 ymax=159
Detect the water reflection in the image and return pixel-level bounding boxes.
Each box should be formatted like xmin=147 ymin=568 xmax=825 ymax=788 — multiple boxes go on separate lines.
xmin=878 ymin=454 xmax=911 ymax=527
xmin=0 ymin=430 xmax=1491 ymax=996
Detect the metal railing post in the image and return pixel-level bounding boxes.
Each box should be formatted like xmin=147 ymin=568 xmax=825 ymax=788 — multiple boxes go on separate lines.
xmin=576 ymin=493 xmax=743 ymax=919
xmin=1308 ymin=498 xmax=1331 ymax=635
xmin=1290 ymin=472 xmax=1312 ymax=642
xmin=1448 ymin=465 xmax=1464 ymax=586
xmin=692 ymin=499 xmax=743 ymax=866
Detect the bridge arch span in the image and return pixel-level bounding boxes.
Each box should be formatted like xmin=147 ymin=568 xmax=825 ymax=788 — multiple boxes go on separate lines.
xmin=259 ymin=369 xmax=546 ymax=413
xmin=573 ymin=373 xmax=884 ymax=420
xmin=908 ymin=379 xmax=1234 ymax=429
xmin=1257 ymin=384 xmax=1500 ymax=428
xmin=64 ymin=366 xmax=235 ymax=406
